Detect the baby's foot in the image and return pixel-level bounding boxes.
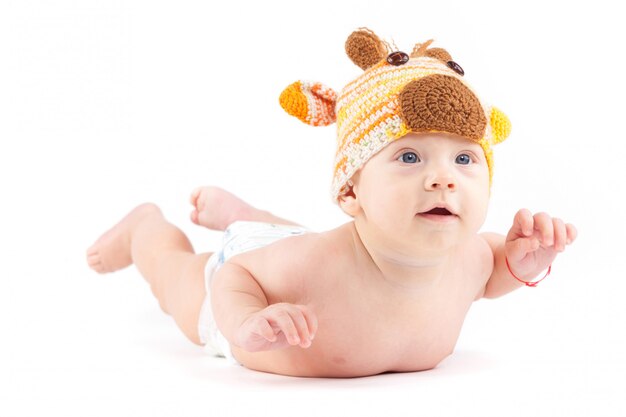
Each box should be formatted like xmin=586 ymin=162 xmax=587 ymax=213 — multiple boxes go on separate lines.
xmin=86 ymin=203 xmax=162 ymax=273
xmin=189 ymin=186 xmax=256 ymax=231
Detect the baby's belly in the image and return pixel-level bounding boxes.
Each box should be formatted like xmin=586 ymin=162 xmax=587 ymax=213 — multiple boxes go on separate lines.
xmin=231 ymin=320 xmax=462 ymax=378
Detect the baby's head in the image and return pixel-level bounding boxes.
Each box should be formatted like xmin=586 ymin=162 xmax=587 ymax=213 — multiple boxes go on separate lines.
xmin=280 ymin=28 xmax=511 ymax=243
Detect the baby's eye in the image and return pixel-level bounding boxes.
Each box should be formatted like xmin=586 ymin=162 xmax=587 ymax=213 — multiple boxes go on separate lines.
xmin=456 ymin=153 xmax=473 ymax=165
xmin=398 ymin=152 xmax=420 ymax=164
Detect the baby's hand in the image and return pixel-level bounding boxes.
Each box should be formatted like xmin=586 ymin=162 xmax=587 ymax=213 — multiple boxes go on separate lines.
xmin=505 ymin=209 xmax=578 ymax=281
xmin=235 ymin=303 xmax=318 ymax=352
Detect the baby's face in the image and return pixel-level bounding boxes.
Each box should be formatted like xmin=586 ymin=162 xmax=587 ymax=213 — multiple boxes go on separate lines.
xmin=344 ymin=132 xmax=490 ymax=251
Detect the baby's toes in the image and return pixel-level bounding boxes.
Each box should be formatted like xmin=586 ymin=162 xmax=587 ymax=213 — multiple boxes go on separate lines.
xmin=91 ymin=262 xmax=106 ymax=273
xmin=190 ymin=209 xmax=199 ymax=225
xmin=86 ymin=245 xmax=98 ymax=261
xmin=86 ymin=251 xmax=105 ymax=273
xmin=190 ymin=187 xmax=203 ymax=206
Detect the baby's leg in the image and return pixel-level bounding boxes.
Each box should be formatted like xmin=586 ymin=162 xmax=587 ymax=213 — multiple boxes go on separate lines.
xmin=190 ymin=186 xmax=303 ymax=231
xmin=87 ymin=204 xmax=209 ymax=344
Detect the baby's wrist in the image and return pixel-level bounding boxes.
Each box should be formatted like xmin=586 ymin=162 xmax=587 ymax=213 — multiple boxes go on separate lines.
xmin=505 ymin=256 xmax=551 ymax=287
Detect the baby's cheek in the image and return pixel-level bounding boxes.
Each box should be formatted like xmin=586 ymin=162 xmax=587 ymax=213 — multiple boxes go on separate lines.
xmin=360 ymin=192 xmax=390 ymax=222
xmin=369 ymin=200 xmax=394 ymax=223
xmin=379 ymin=197 xmax=411 ymax=229
xmin=467 ymin=199 xmax=489 ymax=233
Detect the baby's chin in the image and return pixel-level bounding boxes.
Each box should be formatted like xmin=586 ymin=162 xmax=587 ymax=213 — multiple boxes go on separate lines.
xmin=412 ymin=223 xmax=477 ymax=248
xmin=358 ymin=215 xmax=475 ymax=250
xmin=371 ymin=228 xmax=466 ymax=254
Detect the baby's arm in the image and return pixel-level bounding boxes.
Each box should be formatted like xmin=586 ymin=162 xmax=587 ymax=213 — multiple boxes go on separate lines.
xmin=478 ymin=209 xmax=577 ymax=299
xmin=211 ymin=244 xmax=318 ymax=352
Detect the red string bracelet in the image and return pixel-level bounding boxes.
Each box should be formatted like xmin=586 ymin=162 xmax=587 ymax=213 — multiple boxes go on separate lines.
xmin=505 ymin=256 xmax=552 ymax=287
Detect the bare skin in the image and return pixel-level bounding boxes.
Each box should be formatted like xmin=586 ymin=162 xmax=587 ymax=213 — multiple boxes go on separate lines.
xmin=87 ymin=183 xmax=576 ymax=378
xmin=189 ymin=186 xmax=301 ymax=230
xmin=218 ymin=224 xmax=487 ymax=377
xmin=86 ymin=187 xmax=305 ymax=345
xmin=86 ymin=186 xmax=487 ymax=377
xmin=87 ymin=134 xmax=577 ymax=378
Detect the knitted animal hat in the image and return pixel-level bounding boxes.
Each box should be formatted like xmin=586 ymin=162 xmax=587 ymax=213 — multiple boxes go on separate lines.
xmin=279 ymin=28 xmax=512 ymax=201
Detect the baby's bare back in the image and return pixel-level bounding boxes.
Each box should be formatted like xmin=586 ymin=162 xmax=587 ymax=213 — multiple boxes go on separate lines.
xmin=223 ymin=222 xmax=492 ymax=377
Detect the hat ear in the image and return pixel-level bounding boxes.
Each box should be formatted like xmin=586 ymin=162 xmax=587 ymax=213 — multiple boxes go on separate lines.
xmin=279 ymin=81 xmax=337 ymax=126
xmin=489 ymin=106 xmax=512 ymax=145
xmin=423 ymin=47 xmax=452 ymax=62
xmin=345 ymin=28 xmax=389 ymax=70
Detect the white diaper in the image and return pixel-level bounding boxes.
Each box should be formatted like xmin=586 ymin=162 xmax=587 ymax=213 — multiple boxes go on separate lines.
xmin=197 ymin=221 xmax=310 ymax=365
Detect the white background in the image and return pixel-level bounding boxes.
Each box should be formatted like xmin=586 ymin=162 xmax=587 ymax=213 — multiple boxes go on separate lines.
xmin=1 ymin=0 xmax=625 ymax=416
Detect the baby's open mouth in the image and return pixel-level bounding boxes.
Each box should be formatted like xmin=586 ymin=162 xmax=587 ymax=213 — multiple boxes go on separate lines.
xmin=421 ymin=207 xmax=453 ymax=216
xmin=417 ymin=207 xmax=460 ymax=223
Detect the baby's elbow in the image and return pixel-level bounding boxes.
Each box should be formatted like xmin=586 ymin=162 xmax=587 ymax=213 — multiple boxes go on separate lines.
xmin=476 ymin=284 xmax=505 ymax=300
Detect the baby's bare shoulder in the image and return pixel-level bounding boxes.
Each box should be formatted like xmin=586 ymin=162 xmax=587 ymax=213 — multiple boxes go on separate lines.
xmin=228 ymin=229 xmax=336 ymax=270
xmin=225 ymin=225 xmax=351 ymax=301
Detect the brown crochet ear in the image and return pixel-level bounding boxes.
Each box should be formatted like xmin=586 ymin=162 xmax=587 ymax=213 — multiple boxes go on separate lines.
xmin=424 ymin=48 xmax=452 ymax=62
xmin=410 ymin=41 xmax=452 ymax=62
xmin=345 ymin=29 xmax=388 ymax=70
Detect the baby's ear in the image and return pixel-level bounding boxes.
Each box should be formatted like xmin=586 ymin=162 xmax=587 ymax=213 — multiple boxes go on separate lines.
xmin=337 ymin=182 xmax=360 ymax=217
xmin=279 ymin=81 xmax=337 ymax=126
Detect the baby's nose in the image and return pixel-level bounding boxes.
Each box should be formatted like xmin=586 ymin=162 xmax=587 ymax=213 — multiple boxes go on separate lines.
xmin=426 ymin=175 xmax=456 ymax=191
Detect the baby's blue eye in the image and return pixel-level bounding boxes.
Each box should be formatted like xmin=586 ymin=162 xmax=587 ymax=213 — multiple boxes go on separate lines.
xmin=456 ymin=154 xmax=472 ymax=165
xmin=398 ymin=152 xmax=419 ymax=164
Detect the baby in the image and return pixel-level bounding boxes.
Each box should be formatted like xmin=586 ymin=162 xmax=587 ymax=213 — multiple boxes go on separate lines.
xmin=87 ymin=29 xmax=577 ymax=378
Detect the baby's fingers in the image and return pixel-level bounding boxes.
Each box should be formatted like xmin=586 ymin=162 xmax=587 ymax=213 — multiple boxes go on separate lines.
xmin=268 ymin=304 xmax=317 ymax=348
xmin=533 ymin=212 xmax=554 ymax=247
xmin=288 ymin=307 xmax=314 ymax=348
xmin=552 ymin=218 xmax=567 ymax=252
xmin=566 ymin=223 xmax=578 ymax=245
xmin=289 ymin=305 xmax=318 ymax=348
xmin=509 ymin=208 xmax=534 ymax=239
xmin=507 ymin=236 xmax=540 ymax=261
xmin=270 ymin=307 xmax=302 ymax=346
xmin=252 ymin=315 xmax=277 ymax=342
xmin=298 ymin=304 xmax=318 ymax=340
xmin=189 ymin=187 xmax=201 ymax=205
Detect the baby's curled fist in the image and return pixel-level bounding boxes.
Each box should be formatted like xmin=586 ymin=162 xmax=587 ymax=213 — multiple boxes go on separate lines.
xmin=236 ymin=303 xmax=318 ymax=352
